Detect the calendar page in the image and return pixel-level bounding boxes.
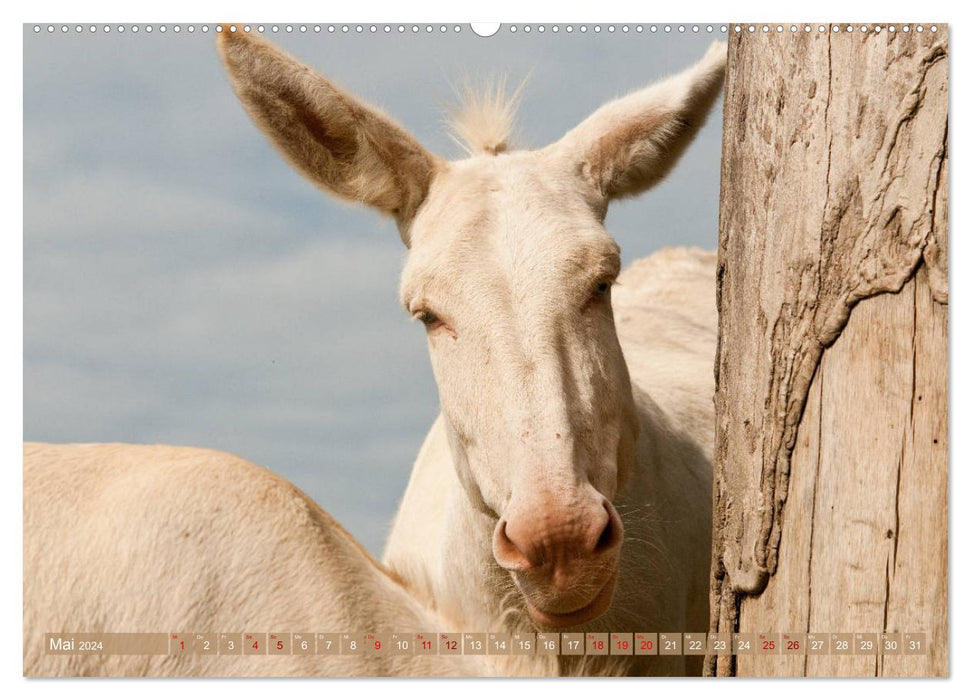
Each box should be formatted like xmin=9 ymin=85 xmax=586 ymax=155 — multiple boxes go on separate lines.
xmin=22 ymin=19 xmax=949 ymax=680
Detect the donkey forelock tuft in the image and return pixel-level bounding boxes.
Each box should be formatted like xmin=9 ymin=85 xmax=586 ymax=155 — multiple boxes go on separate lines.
xmin=447 ymin=76 xmax=526 ymax=157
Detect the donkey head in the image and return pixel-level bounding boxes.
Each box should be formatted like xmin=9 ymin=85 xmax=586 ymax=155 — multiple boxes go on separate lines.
xmin=219 ymin=30 xmax=726 ymax=629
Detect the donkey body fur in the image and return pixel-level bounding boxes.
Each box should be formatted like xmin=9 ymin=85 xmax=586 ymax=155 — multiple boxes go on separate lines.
xmin=23 ymin=443 xmax=507 ymax=676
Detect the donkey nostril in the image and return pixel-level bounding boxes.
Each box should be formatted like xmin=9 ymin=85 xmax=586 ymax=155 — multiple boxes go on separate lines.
xmin=595 ymin=518 xmax=614 ymax=552
xmin=493 ymin=519 xmax=535 ymax=571
xmin=593 ymin=501 xmax=623 ymax=554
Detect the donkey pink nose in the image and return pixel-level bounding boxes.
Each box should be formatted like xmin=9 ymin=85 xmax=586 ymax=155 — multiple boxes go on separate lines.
xmin=493 ymin=499 xmax=623 ymax=574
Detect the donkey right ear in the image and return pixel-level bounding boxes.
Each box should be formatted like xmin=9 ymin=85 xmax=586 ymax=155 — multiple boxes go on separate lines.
xmin=550 ymin=41 xmax=726 ymax=211
xmin=218 ymin=30 xmax=441 ymax=243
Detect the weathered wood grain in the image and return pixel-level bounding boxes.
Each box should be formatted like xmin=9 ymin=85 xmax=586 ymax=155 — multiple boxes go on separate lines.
xmin=708 ymin=24 xmax=947 ymax=677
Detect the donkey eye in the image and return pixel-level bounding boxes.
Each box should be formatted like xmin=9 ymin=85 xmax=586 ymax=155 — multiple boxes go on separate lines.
xmin=584 ymin=279 xmax=613 ymax=309
xmin=416 ymin=309 xmax=441 ymax=327
xmin=590 ymin=280 xmax=612 ymax=300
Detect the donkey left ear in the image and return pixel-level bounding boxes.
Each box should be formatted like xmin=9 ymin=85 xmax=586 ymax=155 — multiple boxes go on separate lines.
xmin=552 ymin=41 xmax=727 ymax=207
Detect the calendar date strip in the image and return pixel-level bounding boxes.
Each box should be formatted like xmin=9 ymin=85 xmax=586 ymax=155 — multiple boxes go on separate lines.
xmin=45 ymin=631 xmax=929 ymax=657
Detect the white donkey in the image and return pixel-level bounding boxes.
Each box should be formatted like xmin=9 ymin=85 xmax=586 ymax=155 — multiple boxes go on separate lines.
xmin=23 ymin=443 xmax=508 ymax=676
xmin=219 ymin=32 xmax=725 ymax=676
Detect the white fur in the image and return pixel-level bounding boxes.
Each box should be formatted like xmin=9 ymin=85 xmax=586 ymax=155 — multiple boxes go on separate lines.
xmin=22 ymin=443 xmax=509 ymax=676
xmin=448 ymin=76 xmax=525 ymax=156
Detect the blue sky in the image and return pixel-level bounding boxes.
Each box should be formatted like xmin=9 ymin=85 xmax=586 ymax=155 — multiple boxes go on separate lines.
xmin=23 ymin=24 xmax=723 ymax=554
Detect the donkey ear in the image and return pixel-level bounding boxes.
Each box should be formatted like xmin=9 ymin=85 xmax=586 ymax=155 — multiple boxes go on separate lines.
xmin=218 ymin=30 xmax=441 ymax=243
xmin=552 ymin=41 xmax=727 ymax=207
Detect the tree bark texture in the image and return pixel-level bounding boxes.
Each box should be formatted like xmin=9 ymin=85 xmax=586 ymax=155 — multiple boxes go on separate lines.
xmin=707 ymin=24 xmax=948 ymax=677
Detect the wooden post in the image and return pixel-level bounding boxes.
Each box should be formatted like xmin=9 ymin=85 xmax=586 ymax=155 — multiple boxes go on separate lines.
xmin=708 ymin=25 xmax=948 ymax=677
